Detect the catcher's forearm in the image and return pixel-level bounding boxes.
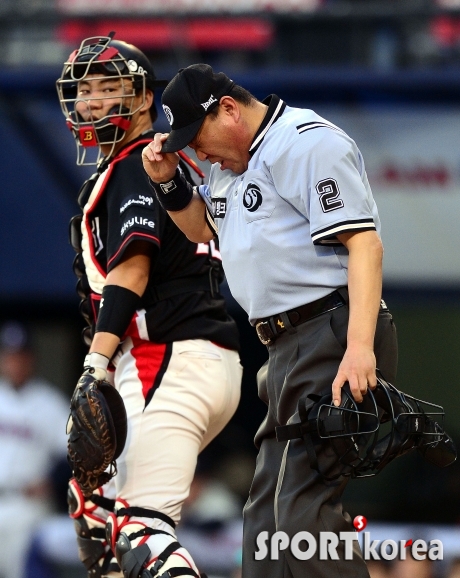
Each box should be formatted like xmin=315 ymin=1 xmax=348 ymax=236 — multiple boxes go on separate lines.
xmin=88 ymin=246 xmax=149 ymax=361
xmin=89 ymin=333 xmax=120 ymax=362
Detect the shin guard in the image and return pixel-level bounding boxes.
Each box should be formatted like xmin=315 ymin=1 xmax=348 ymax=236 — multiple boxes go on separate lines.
xmin=110 ymin=503 xmax=203 ymax=578
xmin=68 ymin=478 xmax=121 ymax=578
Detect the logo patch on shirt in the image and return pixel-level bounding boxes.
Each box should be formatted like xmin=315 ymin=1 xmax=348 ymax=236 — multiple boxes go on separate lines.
xmin=212 ymin=197 xmax=227 ymax=218
xmin=316 ymin=178 xmax=344 ymax=213
xmin=243 ymin=183 xmax=263 ymax=212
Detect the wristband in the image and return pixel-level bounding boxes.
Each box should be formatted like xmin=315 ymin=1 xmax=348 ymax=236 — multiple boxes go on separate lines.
xmin=84 ymin=352 xmax=109 ymax=371
xmin=95 ymin=285 xmax=142 ymax=339
xmin=149 ymin=168 xmax=193 ymax=212
xmin=83 ymin=352 xmax=109 ymax=381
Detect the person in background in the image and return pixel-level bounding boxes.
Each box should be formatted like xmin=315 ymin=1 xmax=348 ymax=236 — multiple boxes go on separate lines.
xmin=446 ymin=558 xmax=460 ymax=578
xmin=367 ymin=560 xmax=391 ymax=578
xmin=0 ymin=321 xmax=69 ymax=578
xmin=389 ymin=555 xmax=434 ymax=578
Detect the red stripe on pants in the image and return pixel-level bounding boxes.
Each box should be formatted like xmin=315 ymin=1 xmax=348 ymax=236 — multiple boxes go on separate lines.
xmin=130 ymin=339 xmax=167 ymax=400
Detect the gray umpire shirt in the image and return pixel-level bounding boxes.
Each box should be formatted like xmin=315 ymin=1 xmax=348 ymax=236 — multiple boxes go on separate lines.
xmin=198 ymin=95 xmax=381 ymax=324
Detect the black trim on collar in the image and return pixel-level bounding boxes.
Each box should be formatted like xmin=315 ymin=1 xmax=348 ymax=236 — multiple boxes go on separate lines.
xmin=115 ymin=129 xmax=155 ymax=158
xmin=97 ymin=129 xmax=156 ymax=173
xmin=249 ymin=95 xmax=286 ymax=156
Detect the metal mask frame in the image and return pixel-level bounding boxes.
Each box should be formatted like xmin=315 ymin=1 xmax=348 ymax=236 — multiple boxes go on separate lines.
xmin=56 ymin=35 xmax=149 ymax=166
xmin=276 ymin=375 xmax=455 ymax=481
xmin=320 ymin=377 xmax=448 ymax=478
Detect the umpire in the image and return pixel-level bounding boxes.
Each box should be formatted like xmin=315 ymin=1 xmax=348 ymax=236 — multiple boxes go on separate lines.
xmin=142 ymin=64 xmax=398 ymax=578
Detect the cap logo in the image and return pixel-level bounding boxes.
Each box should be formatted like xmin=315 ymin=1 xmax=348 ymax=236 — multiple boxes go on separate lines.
xmin=162 ymin=105 xmax=174 ymax=126
xmin=127 ymin=59 xmax=146 ymax=75
xmin=201 ymin=94 xmax=217 ymax=111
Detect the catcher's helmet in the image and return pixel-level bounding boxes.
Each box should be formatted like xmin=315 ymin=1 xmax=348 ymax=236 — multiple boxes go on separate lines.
xmin=276 ymin=375 xmax=456 ymax=480
xmin=56 ymin=31 xmax=168 ymax=165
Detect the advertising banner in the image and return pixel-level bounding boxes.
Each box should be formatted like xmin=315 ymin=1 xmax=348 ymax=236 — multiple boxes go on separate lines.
xmin=57 ymin=0 xmax=321 ymax=14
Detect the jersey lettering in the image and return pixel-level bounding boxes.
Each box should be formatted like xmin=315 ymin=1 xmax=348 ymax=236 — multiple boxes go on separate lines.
xmin=120 ymin=194 xmax=154 ymax=214
xmin=196 ymin=240 xmax=222 ymax=261
xmin=316 ymin=178 xmax=344 ymax=213
xmin=211 ymin=197 xmax=227 ymax=218
xmin=91 ymin=216 xmax=104 ymax=256
xmin=120 ymin=216 xmax=155 ymax=236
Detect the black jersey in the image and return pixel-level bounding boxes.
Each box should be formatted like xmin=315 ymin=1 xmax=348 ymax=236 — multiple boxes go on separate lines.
xmin=72 ymin=131 xmax=239 ymax=350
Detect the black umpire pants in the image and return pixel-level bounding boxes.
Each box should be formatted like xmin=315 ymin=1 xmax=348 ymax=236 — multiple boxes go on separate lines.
xmin=242 ymin=297 xmax=398 ymax=578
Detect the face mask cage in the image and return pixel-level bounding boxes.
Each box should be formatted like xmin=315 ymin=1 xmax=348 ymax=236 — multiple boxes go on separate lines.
xmin=276 ymin=375 xmax=456 ymax=482
xmin=322 ymin=377 xmax=452 ymax=479
xmin=311 ymin=387 xmax=381 ymax=479
xmin=56 ymin=35 xmax=148 ymax=166
xmin=389 ymin=387 xmax=453 ymax=467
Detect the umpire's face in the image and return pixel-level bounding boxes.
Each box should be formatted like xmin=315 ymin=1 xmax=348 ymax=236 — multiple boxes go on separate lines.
xmin=188 ymin=96 xmax=251 ymax=175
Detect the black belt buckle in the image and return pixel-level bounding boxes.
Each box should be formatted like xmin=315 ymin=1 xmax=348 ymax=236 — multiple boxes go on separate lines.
xmin=255 ymin=320 xmax=274 ymax=345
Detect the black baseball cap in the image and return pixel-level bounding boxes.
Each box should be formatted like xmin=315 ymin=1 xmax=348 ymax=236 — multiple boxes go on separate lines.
xmin=161 ymin=64 xmax=235 ymax=153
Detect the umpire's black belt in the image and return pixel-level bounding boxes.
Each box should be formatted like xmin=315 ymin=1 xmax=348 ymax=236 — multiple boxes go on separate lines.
xmin=255 ymin=291 xmax=389 ymax=346
xmin=255 ymin=290 xmax=346 ymax=346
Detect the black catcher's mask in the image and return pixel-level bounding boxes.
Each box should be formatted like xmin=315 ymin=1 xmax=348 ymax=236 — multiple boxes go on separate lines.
xmin=276 ymin=375 xmax=456 ymax=480
xmin=56 ymin=31 xmax=168 ymax=165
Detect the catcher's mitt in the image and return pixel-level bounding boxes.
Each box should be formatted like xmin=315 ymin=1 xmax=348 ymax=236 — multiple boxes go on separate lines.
xmin=66 ymin=373 xmax=127 ymax=497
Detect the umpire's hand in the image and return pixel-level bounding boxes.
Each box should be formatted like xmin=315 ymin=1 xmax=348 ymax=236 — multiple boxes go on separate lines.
xmin=142 ymin=133 xmax=179 ymax=183
xmin=332 ymin=344 xmax=377 ymax=407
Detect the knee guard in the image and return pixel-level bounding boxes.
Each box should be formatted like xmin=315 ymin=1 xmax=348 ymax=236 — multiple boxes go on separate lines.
xmin=108 ymin=503 xmax=203 ymax=578
xmin=68 ymin=478 xmax=121 ymax=578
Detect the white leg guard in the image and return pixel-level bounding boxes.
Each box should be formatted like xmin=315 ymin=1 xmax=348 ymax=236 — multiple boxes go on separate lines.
xmin=68 ymin=478 xmax=122 ymax=578
xmin=109 ymin=503 xmax=204 ymax=578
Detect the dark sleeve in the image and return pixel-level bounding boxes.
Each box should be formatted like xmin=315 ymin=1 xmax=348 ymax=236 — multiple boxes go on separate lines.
xmin=105 ymin=152 xmax=163 ymax=272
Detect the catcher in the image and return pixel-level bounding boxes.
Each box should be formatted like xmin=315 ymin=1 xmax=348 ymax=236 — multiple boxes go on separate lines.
xmin=57 ymin=33 xmax=242 ymax=578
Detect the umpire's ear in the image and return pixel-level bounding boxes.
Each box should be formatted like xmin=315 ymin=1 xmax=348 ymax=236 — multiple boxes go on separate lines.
xmin=218 ymin=96 xmax=241 ymax=124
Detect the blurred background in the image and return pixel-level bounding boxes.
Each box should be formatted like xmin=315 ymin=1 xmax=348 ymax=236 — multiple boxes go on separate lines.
xmin=1 ymin=0 xmax=460 ymax=577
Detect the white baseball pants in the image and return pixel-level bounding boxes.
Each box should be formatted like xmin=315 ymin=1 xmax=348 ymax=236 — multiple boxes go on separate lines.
xmin=110 ymin=337 xmax=242 ymax=523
